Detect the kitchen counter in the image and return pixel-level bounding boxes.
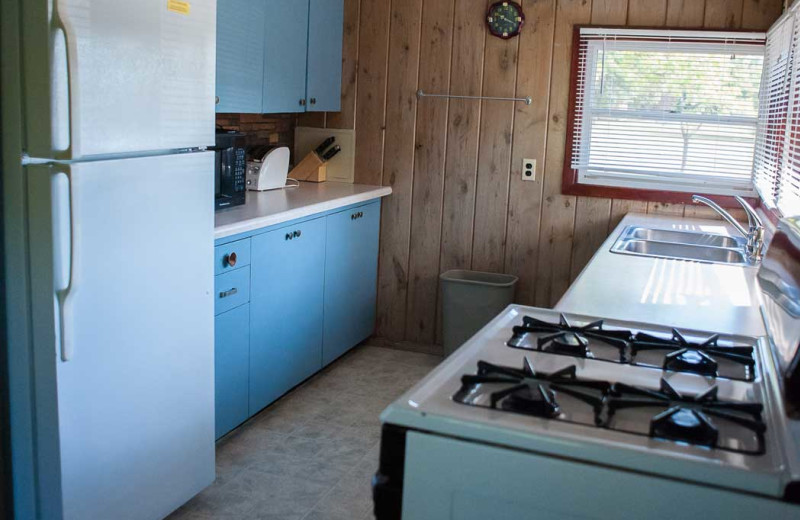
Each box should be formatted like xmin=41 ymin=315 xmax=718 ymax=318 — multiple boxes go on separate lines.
xmin=556 ymin=212 xmax=766 ymax=338
xmin=215 ymin=181 xmax=392 ymax=239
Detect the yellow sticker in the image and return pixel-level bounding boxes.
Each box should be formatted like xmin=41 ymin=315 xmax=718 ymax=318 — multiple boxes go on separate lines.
xmin=167 ymin=0 xmax=190 ymax=14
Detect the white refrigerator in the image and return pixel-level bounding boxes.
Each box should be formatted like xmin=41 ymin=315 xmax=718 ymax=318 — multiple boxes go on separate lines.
xmin=7 ymin=0 xmax=217 ymax=518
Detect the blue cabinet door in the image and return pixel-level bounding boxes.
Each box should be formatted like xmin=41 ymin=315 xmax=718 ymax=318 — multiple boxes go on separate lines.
xmin=322 ymin=201 xmax=380 ymax=366
xmin=306 ymin=0 xmax=344 ymax=112
xmin=262 ymin=0 xmax=310 ymax=113
xmin=216 ymin=0 xmax=267 ymax=113
xmin=215 ymin=303 xmax=250 ymax=439
xmin=249 ymin=218 xmax=326 ymax=414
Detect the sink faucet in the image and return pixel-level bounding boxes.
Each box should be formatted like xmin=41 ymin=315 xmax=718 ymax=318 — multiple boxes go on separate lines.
xmin=691 ymin=195 xmax=765 ymax=263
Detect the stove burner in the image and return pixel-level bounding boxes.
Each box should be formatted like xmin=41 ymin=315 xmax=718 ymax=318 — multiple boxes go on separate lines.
xmin=664 ymin=349 xmax=719 ymax=377
xmin=509 ymin=314 xmax=631 ymax=362
xmin=538 ymin=331 xmax=590 ymax=357
xmin=454 ymin=357 xmax=609 ymax=420
xmin=632 ymin=329 xmax=755 ymax=380
xmin=501 ymin=384 xmax=560 ymax=417
xmin=606 ymin=379 xmax=766 ymax=453
xmin=651 ymin=407 xmax=718 ymax=447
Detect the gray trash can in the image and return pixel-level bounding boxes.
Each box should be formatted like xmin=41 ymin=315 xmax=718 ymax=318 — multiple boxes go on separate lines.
xmin=440 ymin=270 xmax=518 ymax=357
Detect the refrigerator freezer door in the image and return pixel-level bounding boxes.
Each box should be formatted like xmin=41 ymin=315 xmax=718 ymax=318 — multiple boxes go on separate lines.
xmin=25 ymin=0 xmax=216 ymax=159
xmin=46 ymin=152 xmax=215 ymax=519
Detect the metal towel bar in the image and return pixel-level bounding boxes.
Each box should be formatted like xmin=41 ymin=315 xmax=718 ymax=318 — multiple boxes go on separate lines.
xmin=416 ymin=89 xmax=532 ymax=105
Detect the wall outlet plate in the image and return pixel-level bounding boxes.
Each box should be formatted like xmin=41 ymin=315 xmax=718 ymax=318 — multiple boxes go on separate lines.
xmin=522 ymin=158 xmax=536 ymax=181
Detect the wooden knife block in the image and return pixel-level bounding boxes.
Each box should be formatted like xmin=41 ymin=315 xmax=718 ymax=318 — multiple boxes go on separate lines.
xmin=289 ymin=151 xmax=327 ymax=183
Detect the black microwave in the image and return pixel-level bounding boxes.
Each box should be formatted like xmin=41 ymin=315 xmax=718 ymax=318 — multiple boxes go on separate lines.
xmin=214 ymin=131 xmax=247 ymax=210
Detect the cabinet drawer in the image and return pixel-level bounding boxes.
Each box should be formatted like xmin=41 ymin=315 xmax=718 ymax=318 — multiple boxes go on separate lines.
xmin=215 ymin=267 xmax=250 ymax=316
xmin=214 ymin=238 xmax=251 ymax=275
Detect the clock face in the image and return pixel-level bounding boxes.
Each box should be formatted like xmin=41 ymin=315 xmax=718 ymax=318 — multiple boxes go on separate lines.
xmin=486 ymin=1 xmax=524 ymax=39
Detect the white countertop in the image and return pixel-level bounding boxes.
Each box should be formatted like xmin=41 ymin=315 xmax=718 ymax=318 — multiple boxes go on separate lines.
xmin=215 ymin=181 xmax=392 ymax=240
xmin=556 ymin=212 xmax=766 ymax=338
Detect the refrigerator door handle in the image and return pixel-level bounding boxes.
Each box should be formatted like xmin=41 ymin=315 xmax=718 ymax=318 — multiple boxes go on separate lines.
xmin=53 ymin=171 xmax=78 ymax=361
xmin=51 ymin=5 xmax=74 ymax=158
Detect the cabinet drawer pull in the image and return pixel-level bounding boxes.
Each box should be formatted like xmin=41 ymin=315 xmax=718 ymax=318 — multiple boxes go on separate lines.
xmin=224 ymin=252 xmax=237 ymax=267
xmin=219 ymin=287 xmax=238 ymax=299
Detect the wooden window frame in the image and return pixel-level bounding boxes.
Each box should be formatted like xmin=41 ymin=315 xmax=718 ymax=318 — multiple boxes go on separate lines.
xmin=562 ymin=25 xmax=761 ymax=209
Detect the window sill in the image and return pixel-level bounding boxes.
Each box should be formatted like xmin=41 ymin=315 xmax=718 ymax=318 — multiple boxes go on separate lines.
xmin=561 ymin=174 xmax=760 ymax=209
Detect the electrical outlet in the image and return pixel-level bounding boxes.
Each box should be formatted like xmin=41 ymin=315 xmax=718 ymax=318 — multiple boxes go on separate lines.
xmin=522 ymin=158 xmax=536 ymax=181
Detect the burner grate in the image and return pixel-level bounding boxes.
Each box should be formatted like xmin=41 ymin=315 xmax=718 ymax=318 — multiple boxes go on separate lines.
xmin=507 ymin=315 xmax=757 ymax=382
xmin=508 ymin=314 xmax=631 ymax=362
xmin=605 ymin=379 xmax=766 ymax=454
xmin=455 ymin=358 xmax=608 ymax=423
xmin=453 ymin=359 xmax=766 ymax=455
xmin=630 ymin=329 xmax=756 ymax=381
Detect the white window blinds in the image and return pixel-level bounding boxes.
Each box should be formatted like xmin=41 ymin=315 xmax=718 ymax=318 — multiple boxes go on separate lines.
xmin=571 ymin=28 xmax=765 ymax=196
xmin=755 ymin=5 xmax=800 ymax=217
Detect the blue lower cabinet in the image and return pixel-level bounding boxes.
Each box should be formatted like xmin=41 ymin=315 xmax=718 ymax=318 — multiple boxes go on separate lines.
xmin=322 ymin=201 xmax=380 ymax=366
xmin=248 ymin=217 xmax=326 ymax=414
xmin=215 ymin=303 xmax=250 ymax=439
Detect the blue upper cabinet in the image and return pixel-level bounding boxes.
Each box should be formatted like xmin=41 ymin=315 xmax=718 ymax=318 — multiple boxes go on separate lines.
xmin=248 ymin=218 xmax=326 ymax=414
xmin=322 ymin=201 xmax=380 ymax=366
xmin=215 ymin=0 xmax=344 ymax=114
xmin=306 ymin=0 xmax=344 ymax=112
xmin=215 ymin=0 xmax=267 ymax=113
xmin=261 ymin=0 xmax=310 ymax=113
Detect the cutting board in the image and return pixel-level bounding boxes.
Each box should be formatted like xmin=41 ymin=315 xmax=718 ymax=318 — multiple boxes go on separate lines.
xmin=294 ymin=127 xmax=355 ymax=183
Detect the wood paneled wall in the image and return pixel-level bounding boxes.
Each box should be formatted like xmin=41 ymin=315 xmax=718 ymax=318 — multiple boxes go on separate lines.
xmin=301 ymin=0 xmax=783 ymax=347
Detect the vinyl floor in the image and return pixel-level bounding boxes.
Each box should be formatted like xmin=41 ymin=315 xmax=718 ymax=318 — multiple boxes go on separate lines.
xmin=167 ymin=344 xmax=441 ymax=520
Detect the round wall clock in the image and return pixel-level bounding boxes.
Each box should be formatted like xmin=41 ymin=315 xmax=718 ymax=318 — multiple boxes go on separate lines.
xmin=486 ymin=1 xmax=525 ymax=39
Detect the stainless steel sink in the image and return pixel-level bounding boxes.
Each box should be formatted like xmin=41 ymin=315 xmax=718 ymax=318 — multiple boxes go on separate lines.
xmin=610 ymin=225 xmax=750 ymax=266
xmin=614 ymin=239 xmax=747 ymax=264
xmin=625 ymin=227 xmax=742 ymax=248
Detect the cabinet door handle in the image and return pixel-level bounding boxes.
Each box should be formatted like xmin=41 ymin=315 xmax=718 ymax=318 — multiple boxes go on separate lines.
xmin=285 ymin=232 xmax=293 ymax=240
xmin=310 ymin=97 xmax=316 ymax=105
xmin=299 ymin=99 xmax=307 ymax=106
xmin=224 ymin=251 xmax=237 ymax=267
xmin=294 ymin=230 xmax=301 ymax=238
xmin=219 ymin=288 xmax=238 ymax=299
xmin=215 ymin=95 xmax=220 ymax=105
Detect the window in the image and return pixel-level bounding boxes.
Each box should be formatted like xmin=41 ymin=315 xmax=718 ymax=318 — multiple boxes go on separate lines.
xmin=564 ymin=27 xmax=766 ymax=202
xmin=754 ymin=5 xmax=800 ymax=217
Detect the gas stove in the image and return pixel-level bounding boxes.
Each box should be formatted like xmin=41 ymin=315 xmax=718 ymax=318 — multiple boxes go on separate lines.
xmin=378 ymin=306 xmax=791 ymax=497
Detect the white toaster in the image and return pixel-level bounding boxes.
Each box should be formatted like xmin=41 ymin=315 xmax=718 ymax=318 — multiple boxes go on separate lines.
xmin=246 ymin=147 xmax=291 ymax=191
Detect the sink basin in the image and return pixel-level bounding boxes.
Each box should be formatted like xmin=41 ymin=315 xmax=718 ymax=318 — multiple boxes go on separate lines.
xmin=624 ymin=227 xmax=742 ymax=248
xmin=614 ymin=239 xmax=747 ymax=265
xmin=610 ymin=226 xmax=750 ymax=266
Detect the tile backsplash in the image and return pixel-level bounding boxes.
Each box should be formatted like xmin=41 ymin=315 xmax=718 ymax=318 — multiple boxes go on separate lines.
xmin=215 ymin=113 xmax=296 ymax=161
